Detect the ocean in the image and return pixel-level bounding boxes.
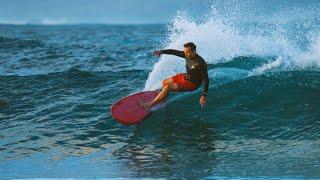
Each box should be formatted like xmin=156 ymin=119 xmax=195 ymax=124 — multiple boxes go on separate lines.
xmin=0 ymin=10 xmax=320 ymax=178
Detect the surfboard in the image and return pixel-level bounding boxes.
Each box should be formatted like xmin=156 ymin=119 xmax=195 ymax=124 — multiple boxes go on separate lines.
xmin=111 ymin=91 xmax=159 ymax=125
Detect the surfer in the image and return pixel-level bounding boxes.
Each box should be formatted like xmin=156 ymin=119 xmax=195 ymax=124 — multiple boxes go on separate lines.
xmin=138 ymin=42 xmax=209 ymax=110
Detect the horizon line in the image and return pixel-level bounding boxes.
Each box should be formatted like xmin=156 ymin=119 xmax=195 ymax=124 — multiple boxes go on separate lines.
xmin=0 ymin=19 xmax=171 ymax=26
xmin=0 ymin=22 xmax=169 ymax=26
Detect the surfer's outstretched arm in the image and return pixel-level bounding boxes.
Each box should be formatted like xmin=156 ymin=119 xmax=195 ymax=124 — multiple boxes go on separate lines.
xmin=153 ymin=49 xmax=185 ymax=58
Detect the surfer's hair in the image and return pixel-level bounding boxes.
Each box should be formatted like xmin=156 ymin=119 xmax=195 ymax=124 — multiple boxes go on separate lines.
xmin=184 ymin=42 xmax=196 ymax=51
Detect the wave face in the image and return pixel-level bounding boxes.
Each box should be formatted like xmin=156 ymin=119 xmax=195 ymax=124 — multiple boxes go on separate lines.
xmin=1 ymin=1 xmax=320 ymax=179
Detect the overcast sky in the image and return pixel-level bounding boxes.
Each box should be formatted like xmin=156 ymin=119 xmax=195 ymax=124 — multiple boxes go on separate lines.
xmin=0 ymin=0 xmax=211 ymax=24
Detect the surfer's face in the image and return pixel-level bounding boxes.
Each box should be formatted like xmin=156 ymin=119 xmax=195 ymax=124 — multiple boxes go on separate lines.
xmin=184 ymin=47 xmax=196 ymax=59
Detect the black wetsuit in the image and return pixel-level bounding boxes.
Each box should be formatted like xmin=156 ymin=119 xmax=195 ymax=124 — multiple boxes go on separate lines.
xmin=160 ymin=49 xmax=209 ymax=96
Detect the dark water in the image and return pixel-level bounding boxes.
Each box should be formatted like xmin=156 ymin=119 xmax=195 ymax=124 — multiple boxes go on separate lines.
xmin=0 ymin=20 xmax=320 ymax=179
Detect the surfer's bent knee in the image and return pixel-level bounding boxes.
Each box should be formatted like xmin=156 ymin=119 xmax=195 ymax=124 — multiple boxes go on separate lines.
xmin=167 ymin=82 xmax=178 ymax=91
xmin=162 ymin=80 xmax=166 ymax=87
xmin=162 ymin=78 xmax=173 ymax=87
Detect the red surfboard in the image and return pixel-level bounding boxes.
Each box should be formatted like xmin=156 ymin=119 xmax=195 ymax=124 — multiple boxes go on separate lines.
xmin=111 ymin=91 xmax=159 ymax=125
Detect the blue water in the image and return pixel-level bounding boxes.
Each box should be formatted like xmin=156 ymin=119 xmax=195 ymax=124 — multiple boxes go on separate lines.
xmin=1 ymin=8 xmax=320 ymax=179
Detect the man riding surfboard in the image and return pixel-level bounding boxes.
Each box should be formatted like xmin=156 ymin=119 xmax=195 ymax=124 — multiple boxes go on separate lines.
xmin=138 ymin=42 xmax=209 ymax=110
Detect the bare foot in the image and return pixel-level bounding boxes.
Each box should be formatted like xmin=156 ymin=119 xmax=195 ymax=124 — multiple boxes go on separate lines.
xmin=137 ymin=100 xmax=151 ymax=111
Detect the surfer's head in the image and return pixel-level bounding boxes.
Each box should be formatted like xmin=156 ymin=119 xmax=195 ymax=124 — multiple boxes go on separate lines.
xmin=183 ymin=42 xmax=196 ymax=59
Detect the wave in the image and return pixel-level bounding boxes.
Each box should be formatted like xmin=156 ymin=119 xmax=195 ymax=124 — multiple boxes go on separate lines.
xmin=0 ymin=36 xmax=42 ymax=49
xmin=0 ymin=66 xmax=148 ymax=79
xmin=144 ymin=11 xmax=320 ymax=90
xmin=146 ymin=70 xmax=320 ymax=140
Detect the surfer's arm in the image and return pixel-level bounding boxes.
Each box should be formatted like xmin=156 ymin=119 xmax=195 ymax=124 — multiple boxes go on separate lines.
xmin=159 ymin=49 xmax=186 ymax=58
xmin=199 ymin=63 xmax=209 ymax=107
xmin=201 ymin=63 xmax=209 ymax=97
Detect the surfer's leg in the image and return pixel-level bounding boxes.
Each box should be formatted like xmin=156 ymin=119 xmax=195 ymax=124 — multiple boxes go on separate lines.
xmin=162 ymin=78 xmax=172 ymax=87
xmin=153 ymin=78 xmax=171 ymax=92
xmin=149 ymin=81 xmax=178 ymax=106
xmin=138 ymin=81 xmax=178 ymax=110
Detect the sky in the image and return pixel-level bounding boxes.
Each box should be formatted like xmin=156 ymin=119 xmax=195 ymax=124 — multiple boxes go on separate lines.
xmin=0 ymin=0 xmax=318 ymax=25
xmin=0 ymin=0 xmax=211 ymax=24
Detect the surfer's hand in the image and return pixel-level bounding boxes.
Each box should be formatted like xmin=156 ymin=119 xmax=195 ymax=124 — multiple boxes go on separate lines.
xmin=153 ymin=50 xmax=161 ymax=57
xmin=200 ymin=95 xmax=206 ymax=107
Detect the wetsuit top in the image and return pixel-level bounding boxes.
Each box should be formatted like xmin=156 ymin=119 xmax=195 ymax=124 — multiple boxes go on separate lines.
xmin=160 ymin=49 xmax=209 ymax=96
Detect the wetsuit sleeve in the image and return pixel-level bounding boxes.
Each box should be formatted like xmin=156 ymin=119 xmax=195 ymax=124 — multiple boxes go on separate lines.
xmin=160 ymin=49 xmax=186 ymax=58
xmin=201 ymin=62 xmax=209 ymax=97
